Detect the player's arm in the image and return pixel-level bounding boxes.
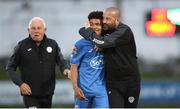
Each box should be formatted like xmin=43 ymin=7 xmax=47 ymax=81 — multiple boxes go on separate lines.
xmin=79 ymin=25 xmax=131 ymax=48
xmin=71 ymin=64 xmax=85 ymax=100
xmin=6 ymin=43 xmax=32 ymax=95
xmin=70 ymin=42 xmax=88 ymax=100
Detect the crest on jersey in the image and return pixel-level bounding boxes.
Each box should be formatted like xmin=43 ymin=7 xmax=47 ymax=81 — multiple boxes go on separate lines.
xmin=72 ymin=47 xmax=77 ymax=55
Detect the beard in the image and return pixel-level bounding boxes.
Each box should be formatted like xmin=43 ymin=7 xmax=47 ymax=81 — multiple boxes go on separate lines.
xmin=103 ymin=23 xmax=116 ymax=34
xmin=102 ymin=24 xmax=109 ymax=31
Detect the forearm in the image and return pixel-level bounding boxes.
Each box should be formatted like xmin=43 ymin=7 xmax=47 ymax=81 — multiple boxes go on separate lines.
xmin=70 ymin=64 xmax=78 ymax=89
xmin=56 ymin=46 xmax=70 ymax=72
xmin=79 ymin=27 xmax=116 ymax=48
xmin=79 ymin=26 xmax=130 ymax=48
xmin=59 ymin=59 xmax=70 ymax=72
xmin=6 ymin=69 xmax=23 ymax=86
xmin=6 ymin=44 xmax=23 ymax=86
xmin=58 ymin=51 xmax=69 ymax=71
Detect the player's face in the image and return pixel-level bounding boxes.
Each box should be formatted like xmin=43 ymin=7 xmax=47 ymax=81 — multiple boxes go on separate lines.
xmin=103 ymin=11 xmax=117 ymax=31
xmin=28 ymin=20 xmax=46 ymax=42
xmin=89 ymin=19 xmax=102 ymax=36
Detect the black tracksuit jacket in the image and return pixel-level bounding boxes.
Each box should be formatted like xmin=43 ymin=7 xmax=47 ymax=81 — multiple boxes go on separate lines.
xmin=6 ymin=35 xmax=69 ymax=96
xmin=79 ymin=23 xmax=141 ymax=88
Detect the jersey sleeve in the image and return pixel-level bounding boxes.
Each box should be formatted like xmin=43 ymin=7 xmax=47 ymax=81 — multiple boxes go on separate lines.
xmin=70 ymin=42 xmax=88 ymax=65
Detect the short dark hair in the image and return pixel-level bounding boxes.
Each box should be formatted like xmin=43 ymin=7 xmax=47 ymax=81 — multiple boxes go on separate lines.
xmin=88 ymin=11 xmax=103 ymax=21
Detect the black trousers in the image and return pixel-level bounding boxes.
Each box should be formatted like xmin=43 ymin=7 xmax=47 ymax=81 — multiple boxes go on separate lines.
xmin=23 ymin=95 xmax=53 ymax=108
xmin=107 ymin=86 xmax=140 ymax=108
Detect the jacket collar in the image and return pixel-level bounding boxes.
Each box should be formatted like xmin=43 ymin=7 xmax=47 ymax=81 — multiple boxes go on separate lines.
xmin=28 ymin=34 xmax=47 ymax=44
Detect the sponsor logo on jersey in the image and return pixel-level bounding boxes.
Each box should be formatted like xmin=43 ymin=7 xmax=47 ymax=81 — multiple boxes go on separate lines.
xmin=90 ymin=55 xmax=103 ymax=69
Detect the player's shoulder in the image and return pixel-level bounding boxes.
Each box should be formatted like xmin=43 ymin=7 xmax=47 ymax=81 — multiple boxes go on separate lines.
xmin=75 ymin=38 xmax=92 ymax=48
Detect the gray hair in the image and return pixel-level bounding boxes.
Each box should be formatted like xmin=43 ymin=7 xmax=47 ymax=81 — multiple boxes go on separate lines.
xmin=28 ymin=17 xmax=46 ymax=28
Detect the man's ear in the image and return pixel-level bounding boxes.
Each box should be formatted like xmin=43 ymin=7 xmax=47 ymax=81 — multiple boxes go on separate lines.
xmin=115 ymin=19 xmax=120 ymax=26
xmin=27 ymin=28 xmax=30 ymax=33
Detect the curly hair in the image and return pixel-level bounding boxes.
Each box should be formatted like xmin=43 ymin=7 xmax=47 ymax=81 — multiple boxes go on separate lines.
xmin=88 ymin=11 xmax=103 ymax=21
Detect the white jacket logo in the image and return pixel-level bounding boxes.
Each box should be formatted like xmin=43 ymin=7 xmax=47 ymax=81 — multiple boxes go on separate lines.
xmin=128 ymin=96 xmax=135 ymax=103
xmin=46 ymin=46 xmax=52 ymax=53
xmin=90 ymin=55 xmax=103 ymax=69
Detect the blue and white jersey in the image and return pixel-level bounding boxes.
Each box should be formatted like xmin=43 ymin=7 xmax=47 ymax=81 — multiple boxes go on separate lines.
xmin=70 ymin=38 xmax=105 ymax=92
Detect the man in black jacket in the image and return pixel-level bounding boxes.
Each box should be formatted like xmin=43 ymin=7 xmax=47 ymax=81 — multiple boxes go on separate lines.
xmin=79 ymin=7 xmax=141 ymax=108
xmin=6 ymin=17 xmax=70 ymax=108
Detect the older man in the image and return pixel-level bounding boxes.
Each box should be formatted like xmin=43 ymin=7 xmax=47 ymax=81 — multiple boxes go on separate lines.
xmin=6 ymin=17 xmax=70 ymax=108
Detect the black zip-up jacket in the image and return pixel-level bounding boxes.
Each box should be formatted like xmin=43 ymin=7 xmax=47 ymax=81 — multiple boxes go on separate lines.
xmin=79 ymin=23 xmax=140 ymax=88
xmin=6 ymin=34 xmax=69 ymax=96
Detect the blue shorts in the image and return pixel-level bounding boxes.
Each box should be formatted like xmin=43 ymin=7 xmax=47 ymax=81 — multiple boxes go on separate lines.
xmin=74 ymin=84 xmax=109 ymax=108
